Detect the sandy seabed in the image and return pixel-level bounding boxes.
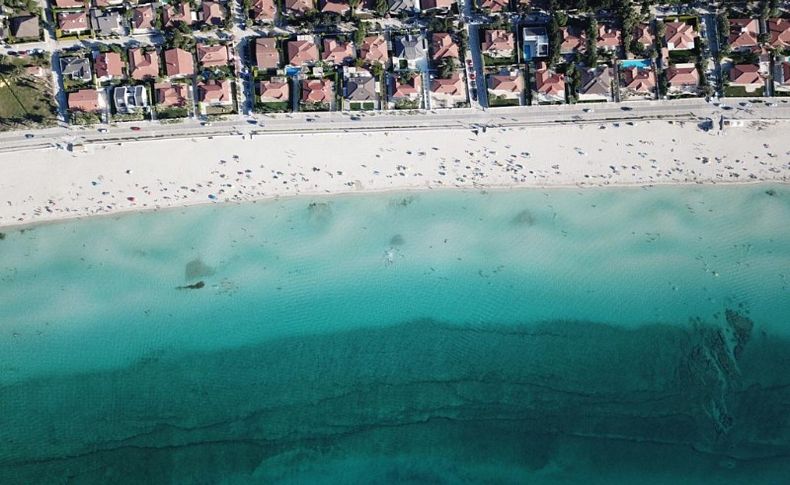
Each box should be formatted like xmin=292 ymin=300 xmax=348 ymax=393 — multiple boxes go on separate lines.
xmin=0 ymin=120 xmax=788 ymax=228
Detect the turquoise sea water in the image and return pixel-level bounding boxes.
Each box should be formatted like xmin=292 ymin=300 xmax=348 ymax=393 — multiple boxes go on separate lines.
xmin=1 ymin=185 xmax=789 ymax=483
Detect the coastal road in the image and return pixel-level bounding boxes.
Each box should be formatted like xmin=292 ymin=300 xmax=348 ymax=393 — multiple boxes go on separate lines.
xmin=2 ymin=97 xmax=790 ymax=153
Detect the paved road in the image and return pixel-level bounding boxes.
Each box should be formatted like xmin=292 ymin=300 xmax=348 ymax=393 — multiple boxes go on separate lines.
xmin=3 ymin=97 xmax=789 ymax=153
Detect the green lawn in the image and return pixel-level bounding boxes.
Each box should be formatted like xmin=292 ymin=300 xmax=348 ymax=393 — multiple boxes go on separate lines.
xmin=256 ymin=101 xmax=289 ymax=113
xmin=487 ymin=95 xmax=520 ymax=107
xmin=156 ymin=106 xmax=190 ymax=119
xmin=724 ymin=84 xmax=764 ymax=97
xmin=0 ymin=58 xmax=58 ymax=130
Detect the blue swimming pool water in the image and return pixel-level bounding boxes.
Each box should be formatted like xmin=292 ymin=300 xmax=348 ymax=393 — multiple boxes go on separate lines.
xmin=620 ymin=58 xmax=652 ymax=69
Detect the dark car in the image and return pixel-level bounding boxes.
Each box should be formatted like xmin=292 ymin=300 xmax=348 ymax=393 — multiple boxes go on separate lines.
xmin=620 ymin=106 xmax=633 ymax=111
xmin=24 ymin=133 xmax=34 ymax=138
xmin=130 ymin=126 xmax=141 ymax=131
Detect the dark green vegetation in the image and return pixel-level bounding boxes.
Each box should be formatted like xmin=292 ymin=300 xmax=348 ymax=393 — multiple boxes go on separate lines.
xmin=0 ymin=55 xmax=57 ymax=130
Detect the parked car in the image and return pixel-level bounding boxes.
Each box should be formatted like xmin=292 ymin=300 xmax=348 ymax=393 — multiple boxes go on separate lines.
xmin=98 ymin=128 xmax=108 ymax=133
xmin=24 ymin=133 xmax=34 ymax=138
xmin=130 ymin=126 xmax=141 ymax=131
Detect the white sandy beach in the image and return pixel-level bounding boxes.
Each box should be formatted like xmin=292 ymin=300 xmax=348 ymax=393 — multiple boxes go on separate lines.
xmin=1 ymin=120 xmax=788 ymax=228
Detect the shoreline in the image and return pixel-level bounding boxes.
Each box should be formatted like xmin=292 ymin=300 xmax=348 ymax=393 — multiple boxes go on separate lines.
xmin=1 ymin=119 xmax=788 ymax=231
xmin=0 ymin=179 xmax=786 ymax=234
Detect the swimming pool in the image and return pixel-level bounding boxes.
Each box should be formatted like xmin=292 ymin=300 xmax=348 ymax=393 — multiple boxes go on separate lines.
xmin=620 ymin=59 xmax=651 ymax=69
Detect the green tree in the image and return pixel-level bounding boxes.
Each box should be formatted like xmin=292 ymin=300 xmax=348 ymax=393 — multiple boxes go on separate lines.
xmin=375 ymin=0 xmax=388 ymax=16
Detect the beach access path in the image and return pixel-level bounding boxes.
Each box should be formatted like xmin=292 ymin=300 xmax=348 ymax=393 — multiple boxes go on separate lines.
xmin=0 ymin=99 xmax=788 ymax=229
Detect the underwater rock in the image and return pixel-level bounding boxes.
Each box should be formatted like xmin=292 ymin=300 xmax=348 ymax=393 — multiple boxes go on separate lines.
xmin=185 ymin=258 xmax=215 ymax=281
xmin=512 ymin=210 xmax=535 ymax=226
xmin=176 ymin=281 xmax=205 ymax=290
xmin=391 ymin=195 xmax=417 ymax=208
xmin=765 ymin=189 xmax=776 ymax=197
xmin=390 ymin=234 xmax=405 ymax=246
xmin=0 ymin=232 xmax=5 ymax=240
xmin=307 ymin=202 xmax=332 ymax=222
xmin=726 ymin=309 xmax=754 ymax=361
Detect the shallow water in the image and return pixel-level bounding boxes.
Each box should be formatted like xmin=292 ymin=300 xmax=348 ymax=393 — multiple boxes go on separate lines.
xmin=1 ymin=185 xmax=789 ymax=483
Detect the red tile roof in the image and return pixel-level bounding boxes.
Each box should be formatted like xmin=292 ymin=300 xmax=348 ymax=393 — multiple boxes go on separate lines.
xmin=667 ymin=63 xmax=699 ymax=87
xmin=535 ymin=62 xmax=565 ymax=96
xmin=288 ymin=39 xmax=319 ymax=65
xmin=322 ymin=38 xmax=355 ymax=65
xmin=431 ymin=73 xmax=465 ymax=95
xmin=164 ymin=48 xmax=195 ymax=77
xmin=301 ymin=78 xmax=333 ymax=103
xmin=68 ymin=88 xmax=100 ymax=112
xmin=259 ymin=79 xmax=290 ymax=101
xmin=359 ymin=35 xmax=388 ymax=64
xmin=251 ymin=0 xmax=276 ymax=21
xmin=728 ymin=18 xmax=760 ymax=50
xmin=58 ymin=11 xmax=87 ymax=32
xmin=197 ymin=44 xmax=229 ymax=67
xmin=95 ymin=51 xmax=123 ymax=79
xmin=155 ymin=82 xmax=189 ymax=107
xmin=488 ymin=72 xmax=524 ymax=93
xmin=729 ymin=64 xmax=762 ymax=85
xmin=392 ymin=75 xmax=420 ymax=98
xmin=431 ymin=33 xmax=459 ymax=61
xmin=621 ymin=66 xmax=656 ymax=92
xmin=664 ymin=21 xmax=697 ymax=50
xmin=255 ymin=37 xmax=280 ymax=69
xmin=163 ymin=3 xmax=192 ymax=27
xmin=129 ymin=48 xmax=160 ymax=80
xmin=132 ymin=4 xmax=156 ymax=30
xmin=767 ymin=18 xmax=790 ymax=49
xmin=198 ymin=79 xmax=232 ymax=103
xmin=321 ymin=0 xmax=349 ymax=14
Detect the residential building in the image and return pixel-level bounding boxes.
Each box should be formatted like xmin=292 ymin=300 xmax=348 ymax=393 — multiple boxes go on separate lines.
xmin=666 ymin=63 xmax=699 ymax=94
xmin=198 ymin=79 xmax=233 ymax=105
xmin=322 ymin=38 xmax=355 ymax=65
xmin=430 ymin=73 xmax=466 ymax=108
xmin=129 ymin=48 xmax=160 ymax=80
xmin=255 ymin=37 xmax=280 ymax=70
xmin=393 ymin=34 xmax=427 ymax=70
xmin=60 ymin=57 xmax=92 ymax=82
xmin=155 ymin=82 xmax=189 ymax=107
xmin=488 ymin=71 xmax=524 ymax=99
xmin=113 ymin=85 xmax=148 ymax=114
xmin=197 ymin=44 xmax=229 ymax=67
xmin=163 ymin=3 xmax=194 ymax=28
xmin=390 ymin=74 xmax=422 ymax=106
xmin=359 ymin=35 xmax=388 ymax=66
xmin=620 ymin=65 xmax=656 ymax=96
xmin=633 ymin=23 xmax=654 ymax=49
xmin=729 ymin=64 xmax=763 ymax=89
xmin=534 ymin=61 xmax=565 ymax=102
xmin=578 ymin=66 xmax=613 ymax=102
xmin=95 ymin=51 xmax=124 ymax=81
xmin=201 ymin=1 xmax=226 ymax=26
xmin=131 ymin=4 xmax=157 ymax=33
xmin=301 ymin=78 xmax=333 ymax=105
xmin=251 ymin=0 xmax=277 ymax=22
xmin=94 ymin=0 xmax=124 ymax=7
xmin=344 ymin=68 xmax=377 ymax=108
xmin=559 ymin=26 xmax=586 ymax=55
xmin=421 ymin=0 xmax=454 ymax=10
xmin=58 ymin=11 xmax=88 ymax=33
xmin=728 ymin=19 xmax=759 ymax=52
xmin=10 ymin=15 xmax=39 ymax=40
xmin=597 ymin=25 xmax=621 ymax=51
xmin=287 ymin=38 xmax=319 ymax=66
xmin=477 ymin=0 xmax=507 ymax=12
xmin=482 ymin=29 xmax=515 ymax=58
xmin=664 ymin=21 xmax=697 ymax=51
xmin=774 ymin=60 xmax=790 ymax=90
xmin=90 ymin=9 xmax=125 ymax=37
xmin=164 ymin=48 xmax=195 ymax=77
xmin=68 ymin=89 xmax=101 ymax=112
xmin=522 ymin=27 xmax=549 ymax=60
xmin=53 ymin=0 xmax=84 ymax=8
xmin=285 ymin=0 xmax=314 ymax=16
xmin=259 ymin=78 xmax=290 ymax=103
xmin=431 ymin=33 xmax=459 ymax=61
xmin=321 ymin=0 xmax=349 ymax=15
xmin=767 ymin=19 xmax=790 ymax=50
xmin=388 ymin=0 xmax=417 ymax=14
